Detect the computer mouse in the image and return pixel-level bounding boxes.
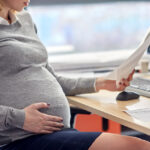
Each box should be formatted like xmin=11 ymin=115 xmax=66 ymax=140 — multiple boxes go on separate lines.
xmin=116 ymin=91 xmax=140 ymax=101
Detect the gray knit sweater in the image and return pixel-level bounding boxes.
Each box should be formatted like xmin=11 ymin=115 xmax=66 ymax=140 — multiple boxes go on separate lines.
xmin=0 ymin=10 xmax=96 ymax=145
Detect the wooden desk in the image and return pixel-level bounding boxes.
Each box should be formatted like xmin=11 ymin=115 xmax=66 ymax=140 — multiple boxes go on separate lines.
xmin=68 ymin=90 xmax=150 ymax=135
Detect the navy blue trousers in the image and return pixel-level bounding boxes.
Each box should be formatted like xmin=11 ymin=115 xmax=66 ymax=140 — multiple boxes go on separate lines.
xmin=0 ymin=129 xmax=101 ymax=150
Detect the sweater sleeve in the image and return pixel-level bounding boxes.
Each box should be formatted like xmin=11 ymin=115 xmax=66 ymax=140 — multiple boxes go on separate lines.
xmin=45 ymin=62 xmax=96 ymax=96
xmin=0 ymin=105 xmax=25 ymax=131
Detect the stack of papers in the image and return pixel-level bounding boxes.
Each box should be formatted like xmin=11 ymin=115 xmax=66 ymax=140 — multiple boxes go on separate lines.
xmin=125 ymin=108 xmax=150 ymax=122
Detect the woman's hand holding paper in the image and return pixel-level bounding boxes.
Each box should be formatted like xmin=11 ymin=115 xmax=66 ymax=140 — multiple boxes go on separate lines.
xmin=95 ymin=70 xmax=134 ymax=92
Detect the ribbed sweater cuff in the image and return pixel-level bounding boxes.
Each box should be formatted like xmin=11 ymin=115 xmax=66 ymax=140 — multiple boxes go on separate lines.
xmin=6 ymin=108 xmax=25 ymax=129
xmin=77 ymin=77 xmax=97 ymax=94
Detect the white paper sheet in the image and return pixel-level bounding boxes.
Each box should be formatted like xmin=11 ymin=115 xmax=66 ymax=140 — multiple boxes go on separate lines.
xmin=106 ymin=29 xmax=150 ymax=86
xmin=125 ymin=108 xmax=150 ymax=122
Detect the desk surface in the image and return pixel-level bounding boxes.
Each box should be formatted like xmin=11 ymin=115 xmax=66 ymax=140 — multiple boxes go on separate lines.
xmin=68 ymin=90 xmax=150 ymax=135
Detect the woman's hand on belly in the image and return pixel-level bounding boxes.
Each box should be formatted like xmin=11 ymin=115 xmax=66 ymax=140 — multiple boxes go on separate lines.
xmin=23 ymin=102 xmax=64 ymax=134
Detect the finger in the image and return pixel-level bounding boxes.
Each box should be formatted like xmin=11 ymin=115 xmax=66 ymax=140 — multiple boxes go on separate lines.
xmin=121 ymin=78 xmax=130 ymax=87
xmin=44 ymin=126 xmax=62 ymax=132
xmin=117 ymin=85 xmax=126 ymax=91
xmin=40 ymin=130 xmax=54 ymax=134
xmin=130 ymin=69 xmax=135 ymax=76
xmin=127 ymin=75 xmax=131 ymax=81
xmin=45 ymin=121 xmax=64 ymax=128
xmin=128 ymin=74 xmax=133 ymax=81
xmin=118 ymin=81 xmax=127 ymax=90
xmin=128 ymin=70 xmax=135 ymax=81
xmin=45 ymin=114 xmax=63 ymax=122
xmin=32 ymin=102 xmax=49 ymax=110
xmin=132 ymin=69 xmax=135 ymax=74
xmin=123 ymin=81 xmax=130 ymax=87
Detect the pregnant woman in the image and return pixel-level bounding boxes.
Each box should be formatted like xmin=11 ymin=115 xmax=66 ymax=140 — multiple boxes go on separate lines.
xmin=0 ymin=0 xmax=150 ymax=150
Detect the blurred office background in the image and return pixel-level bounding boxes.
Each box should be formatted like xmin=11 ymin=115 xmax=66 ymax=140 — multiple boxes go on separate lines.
xmin=27 ymin=0 xmax=150 ymax=140
xmin=29 ymin=0 xmax=150 ymax=53
xmin=28 ymin=0 xmax=150 ymax=73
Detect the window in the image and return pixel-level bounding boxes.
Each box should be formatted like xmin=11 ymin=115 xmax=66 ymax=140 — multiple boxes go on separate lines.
xmin=28 ymin=1 xmax=150 ymax=72
xmin=29 ymin=1 xmax=150 ymax=53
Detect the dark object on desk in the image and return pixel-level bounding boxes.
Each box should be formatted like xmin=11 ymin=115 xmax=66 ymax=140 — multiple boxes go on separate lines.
xmin=116 ymin=91 xmax=140 ymax=101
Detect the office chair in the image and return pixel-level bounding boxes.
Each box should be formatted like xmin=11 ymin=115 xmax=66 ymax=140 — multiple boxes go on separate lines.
xmin=74 ymin=114 xmax=121 ymax=134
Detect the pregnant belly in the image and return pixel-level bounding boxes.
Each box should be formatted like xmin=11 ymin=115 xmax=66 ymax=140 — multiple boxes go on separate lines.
xmin=0 ymin=80 xmax=71 ymax=128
